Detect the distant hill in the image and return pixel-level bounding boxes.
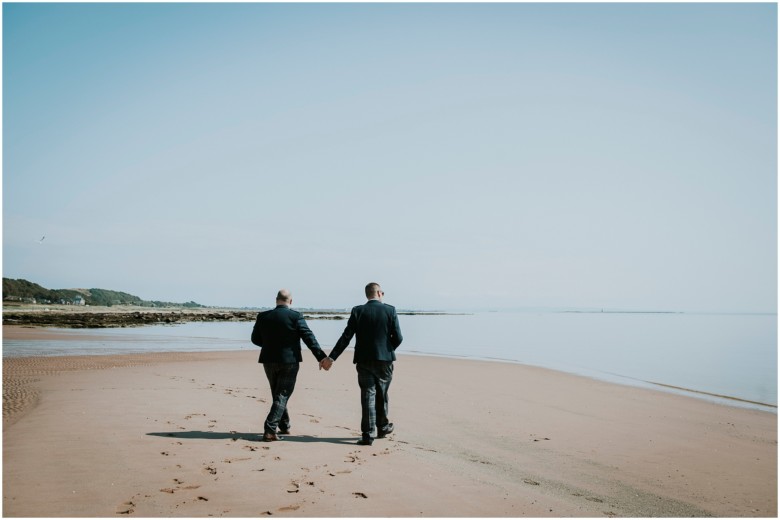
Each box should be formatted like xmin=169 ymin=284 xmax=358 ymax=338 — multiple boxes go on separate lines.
xmin=2 ymin=278 xmax=204 ymax=308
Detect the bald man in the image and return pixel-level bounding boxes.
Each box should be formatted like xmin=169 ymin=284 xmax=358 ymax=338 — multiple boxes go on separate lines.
xmin=251 ymin=289 xmax=327 ymax=441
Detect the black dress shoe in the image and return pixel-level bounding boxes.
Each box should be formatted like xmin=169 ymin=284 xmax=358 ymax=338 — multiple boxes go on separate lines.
xmin=377 ymin=423 xmax=394 ymax=438
xmin=357 ymin=435 xmax=374 ymax=446
xmin=278 ymin=428 xmax=291 ymax=435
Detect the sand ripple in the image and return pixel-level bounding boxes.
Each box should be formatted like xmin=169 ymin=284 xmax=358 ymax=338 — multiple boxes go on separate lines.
xmin=3 ymin=352 xmax=219 ymax=428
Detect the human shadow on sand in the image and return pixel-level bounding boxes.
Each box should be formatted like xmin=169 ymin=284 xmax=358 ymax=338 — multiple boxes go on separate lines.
xmin=146 ymin=431 xmax=358 ymax=445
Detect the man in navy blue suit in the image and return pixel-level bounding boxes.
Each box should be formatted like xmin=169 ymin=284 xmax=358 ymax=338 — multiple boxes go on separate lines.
xmin=251 ymin=289 xmax=327 ymax=442
xmin=321 ymin=282 xmax=403 ymax=445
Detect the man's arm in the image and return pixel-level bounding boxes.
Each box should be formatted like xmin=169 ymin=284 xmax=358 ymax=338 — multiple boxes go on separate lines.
xmin=297 ymin=315 xmax=326 ymax=362
xmin=328 ymin=308 xmax=358 ymax=361
xmin=390 ymin=307 xmax=403 ymax=350
xmin=250 ymin=316 xmax=263 ymax=347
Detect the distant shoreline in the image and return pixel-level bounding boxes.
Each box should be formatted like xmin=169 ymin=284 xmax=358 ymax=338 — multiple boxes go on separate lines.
xmin=4 ymin=303 xmax=771 ymax=329
xmin=563 ymin=310 xmax=682 ymax=314
xmin=1 ymin=304 xmax=458 ymax=328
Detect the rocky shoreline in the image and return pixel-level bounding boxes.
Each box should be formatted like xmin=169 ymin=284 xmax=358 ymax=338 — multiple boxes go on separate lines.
xmin=2 ymin=306 xmax=347 ymax=328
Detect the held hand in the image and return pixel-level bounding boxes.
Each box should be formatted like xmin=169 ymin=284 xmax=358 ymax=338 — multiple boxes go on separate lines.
xmin=319 ymin=357 xmax=333 ymax=371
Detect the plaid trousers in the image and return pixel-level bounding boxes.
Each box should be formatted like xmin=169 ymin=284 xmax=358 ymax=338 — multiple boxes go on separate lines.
xmin=356 ymin=361 xmax=394 ymax=436
xmin=263 ymin=363 xmax=299 ymax=434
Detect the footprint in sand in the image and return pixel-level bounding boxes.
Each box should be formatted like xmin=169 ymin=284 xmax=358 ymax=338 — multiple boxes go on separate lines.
xmin=353 ymin=492 xmax=368 ymax=499
xmin=345 ymin=454 xmax=360 ymax=463
xmin=173 ymin=478 xmax=200 ymax=490
xmin=116 ymin=501 xmax=135 ymax=514
xmin=278 ymin=504 xmax=300 ymax=512
xmin=223 ymin=457 xmax=251 ymax=464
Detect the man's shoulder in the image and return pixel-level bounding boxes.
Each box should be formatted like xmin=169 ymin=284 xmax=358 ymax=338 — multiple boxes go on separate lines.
xmin=259 ymin=306 xmax=301 ymax=318
xmin=278 ymin=306 xmax=302 ymax=318
xmin=358 ymin=301 xmax=396 ymax=313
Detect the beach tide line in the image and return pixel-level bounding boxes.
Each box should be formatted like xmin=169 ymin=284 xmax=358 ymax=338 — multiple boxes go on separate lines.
xmin=642 ymin=379 xmax=777 ymax=409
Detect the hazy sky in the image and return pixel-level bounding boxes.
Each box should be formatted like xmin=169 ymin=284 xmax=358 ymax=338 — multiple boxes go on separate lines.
xmin=3 ymin=3 xmax=777 ymax=312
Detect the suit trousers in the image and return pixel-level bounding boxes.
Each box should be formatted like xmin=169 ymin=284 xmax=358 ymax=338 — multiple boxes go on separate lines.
xmin=263 ymin=363 xmax=299 ymax=434
xmin=356 ymin=361 xmax=393 ymax=437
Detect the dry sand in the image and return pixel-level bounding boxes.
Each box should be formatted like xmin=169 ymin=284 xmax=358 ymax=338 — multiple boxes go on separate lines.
xmin=2 ymin=344 xmax=776 ymax=517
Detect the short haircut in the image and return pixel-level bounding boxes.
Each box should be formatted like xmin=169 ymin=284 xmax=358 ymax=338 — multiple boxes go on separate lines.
xmin=276 ymin=289 xmax=292 ymax=303
xmin=365 ymin=282 xmax=381 ymax=298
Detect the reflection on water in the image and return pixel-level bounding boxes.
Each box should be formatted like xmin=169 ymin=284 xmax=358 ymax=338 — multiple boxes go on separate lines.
xmin=3 ymin=312 xmax=776 ymax=411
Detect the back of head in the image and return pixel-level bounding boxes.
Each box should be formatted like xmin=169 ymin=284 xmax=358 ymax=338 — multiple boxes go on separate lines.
xmin=365 ymin=282 xmax=381 ymax=299
xmin=276 ymin=289 xmax=292 ymax=305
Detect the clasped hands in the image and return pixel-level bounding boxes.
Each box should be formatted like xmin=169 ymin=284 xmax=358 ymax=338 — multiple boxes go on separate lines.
xmin=319 ymin=357 xmax=334 ymax=371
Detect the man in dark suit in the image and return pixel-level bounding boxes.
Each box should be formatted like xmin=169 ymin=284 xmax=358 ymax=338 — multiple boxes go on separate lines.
xmin=320 ymin=282 xmax=403 ymax=445
xmin=251 ymin=289 xmax=327 ymax=442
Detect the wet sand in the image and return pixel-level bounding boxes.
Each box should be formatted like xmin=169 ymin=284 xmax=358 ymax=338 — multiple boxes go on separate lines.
xmin=2 ymin=348 xmax=776 ymax=517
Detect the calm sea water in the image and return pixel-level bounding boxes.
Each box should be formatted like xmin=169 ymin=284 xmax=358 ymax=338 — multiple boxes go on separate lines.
xmin=3 ymin=312 xmax=776 ymax=411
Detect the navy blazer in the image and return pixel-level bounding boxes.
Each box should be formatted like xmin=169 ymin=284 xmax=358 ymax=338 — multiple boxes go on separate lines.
xmin=251 ymin=305 xmax=326 ymax=364
xmin=329 ymin=300 xmax=403 ymax=363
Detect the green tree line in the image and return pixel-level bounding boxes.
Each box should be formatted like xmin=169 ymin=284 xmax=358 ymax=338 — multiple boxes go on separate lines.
xmin=3 ymin=278 xmax=204 ymax=308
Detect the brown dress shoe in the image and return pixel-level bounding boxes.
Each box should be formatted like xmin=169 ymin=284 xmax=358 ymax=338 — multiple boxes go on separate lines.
xmin=263 ymin=432 xmax=282 ymax=442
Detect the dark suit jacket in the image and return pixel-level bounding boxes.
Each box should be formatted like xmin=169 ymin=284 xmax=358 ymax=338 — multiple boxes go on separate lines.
xmin=251 ymin=305 xmax=326 ymax=364
xmin=329 ymin=300 xmax=403 ymax=363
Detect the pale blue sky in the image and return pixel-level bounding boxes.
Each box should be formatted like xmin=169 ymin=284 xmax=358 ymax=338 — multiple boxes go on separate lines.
xmin=3 ymin=3 xmax=777 ymax=312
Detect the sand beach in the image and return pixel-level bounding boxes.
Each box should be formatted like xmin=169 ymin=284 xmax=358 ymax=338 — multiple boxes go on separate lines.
xmin=2 ymin=327 xmax=777 ymax=517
